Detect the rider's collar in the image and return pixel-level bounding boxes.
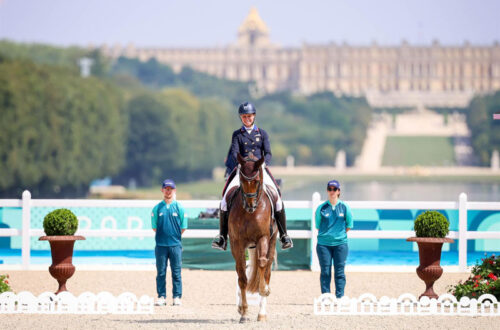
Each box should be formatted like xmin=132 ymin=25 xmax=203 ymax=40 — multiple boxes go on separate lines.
xmin=241 ymin=125 xmax=258 ymax=132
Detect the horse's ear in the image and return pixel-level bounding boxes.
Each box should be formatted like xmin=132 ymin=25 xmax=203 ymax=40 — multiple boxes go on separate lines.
xmin=237 ymin=153 xmax=245 ymax=165
xmin=256 ymin=157 xmax=265 ymax=168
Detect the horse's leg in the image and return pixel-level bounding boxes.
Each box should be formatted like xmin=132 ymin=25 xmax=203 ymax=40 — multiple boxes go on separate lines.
xmin=258 ymin=233 xmax=277 ymax=322
xmin=232 ymin=245 xmax=249 ymax=323
xmin=256 ymin=236 xmax=270 ymax=297
xmin=264 ymin=232 xmax=278 ymax=295
xmin=249 ymin=236 xmax=270 ymax=321
xmin=257 ymin=296 xmax=267 ymax=321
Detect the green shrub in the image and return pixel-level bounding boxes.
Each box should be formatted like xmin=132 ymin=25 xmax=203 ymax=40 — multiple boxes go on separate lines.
xmin=0 ymin=274 xmax=11 ymax=293
xmin=414 ymin=211 xmax=450 ymax=238
xmin=43 ymin=208 xmax=78 ymax=236
xmin=448 ymin=254 xmax=500 ymax=300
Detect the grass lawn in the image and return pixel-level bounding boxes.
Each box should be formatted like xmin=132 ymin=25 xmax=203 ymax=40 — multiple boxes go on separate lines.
xmin=382 ymin=136 xmax=456 ymax=166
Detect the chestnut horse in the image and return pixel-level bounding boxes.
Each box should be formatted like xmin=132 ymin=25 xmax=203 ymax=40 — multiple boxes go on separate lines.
xmin=229 ymin=153 xmax=277 ymax=323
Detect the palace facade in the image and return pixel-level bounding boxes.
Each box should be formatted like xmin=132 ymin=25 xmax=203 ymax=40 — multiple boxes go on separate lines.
xmin=101 ymin=8 xmax=500 ymax=107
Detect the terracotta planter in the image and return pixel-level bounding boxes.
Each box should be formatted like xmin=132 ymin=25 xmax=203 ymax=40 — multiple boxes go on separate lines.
xmin=39 ymin=235 xmax=85 ymax=294
xmin=407 ymin=237 xmax=454 ymax=299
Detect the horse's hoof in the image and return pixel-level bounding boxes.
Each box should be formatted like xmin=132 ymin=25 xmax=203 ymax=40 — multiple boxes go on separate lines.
xmin=237 ymin=305 xmax=247 ymax=315
xmin=240 ymin=316 xmax=251 ymax=323
xmin=257 ymin=314 xmax=267 ymax=322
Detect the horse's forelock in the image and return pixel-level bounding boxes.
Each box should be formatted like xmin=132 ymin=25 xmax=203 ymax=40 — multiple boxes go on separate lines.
xmin=241 ymin=159 xmax=260 ymax=177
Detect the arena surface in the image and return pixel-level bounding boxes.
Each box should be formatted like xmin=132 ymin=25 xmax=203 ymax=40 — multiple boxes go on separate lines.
xmin=4 ymin=270 xmax=499 ymax=329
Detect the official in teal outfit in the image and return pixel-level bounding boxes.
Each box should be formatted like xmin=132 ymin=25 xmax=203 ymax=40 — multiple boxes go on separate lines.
xmin=315 ymin=180 xmax=353 ymax=297
xmin=151 ymin=179 xmax=187 ymax=306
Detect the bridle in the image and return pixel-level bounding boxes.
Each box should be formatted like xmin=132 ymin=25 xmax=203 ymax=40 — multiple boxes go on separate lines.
xmin=239 ymin=165 xmax=262 ymax=213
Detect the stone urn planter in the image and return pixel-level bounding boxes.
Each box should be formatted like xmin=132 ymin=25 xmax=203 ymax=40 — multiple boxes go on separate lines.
xmin=39 ymin=208 xmax=85 ymax=294
xmin=39 ymin=235 xmax=85 ymax=294
xmin=406 ymin=237 xmax=454 ymax=299
xmin=408 ymin=210 xmax=453 ymax=299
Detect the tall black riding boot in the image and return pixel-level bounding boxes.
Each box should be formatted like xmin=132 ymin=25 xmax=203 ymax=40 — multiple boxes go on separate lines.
xmin=275 ymin=206 xmax=293 ymax=250
xmin=211 ymin=210 xmax=228 ymax=251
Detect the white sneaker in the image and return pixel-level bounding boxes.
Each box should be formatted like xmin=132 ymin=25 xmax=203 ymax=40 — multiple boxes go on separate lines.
xmin=173 ymin=297 xmax=181 ymax=306
xmin=155 ymin=297 xmax=166 ymax=306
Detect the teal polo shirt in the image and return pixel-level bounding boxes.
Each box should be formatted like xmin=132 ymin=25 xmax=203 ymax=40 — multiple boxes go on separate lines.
xmin=315 ymin=199 xmax=353 ymax=246
xmin=151 ymin=200 xmax=188 ymax=247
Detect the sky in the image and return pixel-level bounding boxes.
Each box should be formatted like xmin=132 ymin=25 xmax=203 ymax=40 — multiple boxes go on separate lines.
xmin=0 ymin=0 xmax=499 ymax=48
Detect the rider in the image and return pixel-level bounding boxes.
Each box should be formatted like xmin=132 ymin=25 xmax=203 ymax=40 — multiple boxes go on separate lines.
xmin=212 ymin=102 xmax=293 ymax=251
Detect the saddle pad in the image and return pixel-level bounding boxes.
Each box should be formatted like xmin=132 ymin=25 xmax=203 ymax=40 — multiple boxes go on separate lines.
xmin=226 ymin=186 xmax=239 ymax=210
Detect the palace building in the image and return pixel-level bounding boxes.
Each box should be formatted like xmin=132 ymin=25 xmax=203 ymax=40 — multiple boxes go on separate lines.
xmin=101 ymin=8 xmax=500 ymax=108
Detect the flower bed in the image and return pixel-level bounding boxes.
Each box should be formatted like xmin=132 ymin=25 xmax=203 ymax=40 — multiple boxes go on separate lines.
xmin=448 ymin=254 xmax=500 ymax=300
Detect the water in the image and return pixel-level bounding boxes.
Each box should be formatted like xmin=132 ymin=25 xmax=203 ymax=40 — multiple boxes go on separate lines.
xmin=0 ymin=249 xmax=495 ymax=267
xmin=283 ymin=181 xmax=500 ymax=201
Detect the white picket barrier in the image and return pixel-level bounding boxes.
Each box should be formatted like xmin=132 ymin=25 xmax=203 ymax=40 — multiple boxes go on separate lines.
xmin=0 ymin=291 xmax=154 ymax=314
xmin=314 ymin=293 xmax=500 ymax=316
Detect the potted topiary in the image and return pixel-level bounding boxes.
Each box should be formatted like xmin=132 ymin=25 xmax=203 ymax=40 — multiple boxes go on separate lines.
xmin=39 ymin=208 xmax=85 ymax=294
xmin=406 ymin=211 xmax=454 ymax=299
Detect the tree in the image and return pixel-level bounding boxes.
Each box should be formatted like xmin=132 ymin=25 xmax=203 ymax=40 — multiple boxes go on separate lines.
xmin=0 ymin=58 xmax=126 ymax=197
xmin=117 ymin=90 xmax=234 ymax=186
xmin=466 ymin=91 xmax=500 ymax=165
xmin=117 ymin=93 xmax=174 ymax=186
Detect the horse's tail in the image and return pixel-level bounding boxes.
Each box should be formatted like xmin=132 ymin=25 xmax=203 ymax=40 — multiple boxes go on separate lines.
xmin=246 ymin=247 xmax=260 ymax=293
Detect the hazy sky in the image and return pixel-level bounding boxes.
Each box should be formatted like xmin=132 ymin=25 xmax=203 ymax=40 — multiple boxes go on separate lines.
xmin=0 ymin=0 xmax=499 ymax=48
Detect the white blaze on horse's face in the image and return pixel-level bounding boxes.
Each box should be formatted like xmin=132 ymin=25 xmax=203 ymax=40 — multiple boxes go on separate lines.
xmin=239 ymin=170 xmax=261 ymax=213
xmin=241 ymin=178 xmax=259 ymax=213
xmin=237 ymin=155 xmax=265 ymax=214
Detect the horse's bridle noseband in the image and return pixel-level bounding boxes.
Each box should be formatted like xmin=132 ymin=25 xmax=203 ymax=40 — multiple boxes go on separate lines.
xmin=239 ymin=166 xmax=262 ymax=213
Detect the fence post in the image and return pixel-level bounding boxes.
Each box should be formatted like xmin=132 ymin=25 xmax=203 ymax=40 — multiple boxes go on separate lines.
xmin=311 ymin=192 xmax=321 ymax=271
xmin=22 ymin=190 xmax=32 ymax=270
xmin=458 ymin=192 xmax=467 ymax=272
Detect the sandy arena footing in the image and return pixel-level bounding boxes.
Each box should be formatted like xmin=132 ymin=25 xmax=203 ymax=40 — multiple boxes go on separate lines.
xmin=2 ymin=270 xmax=499 ymax=329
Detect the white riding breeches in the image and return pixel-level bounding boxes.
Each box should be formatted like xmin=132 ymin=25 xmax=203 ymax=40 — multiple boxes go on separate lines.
xmin=220 ymin=165 xmax=282 ymax=212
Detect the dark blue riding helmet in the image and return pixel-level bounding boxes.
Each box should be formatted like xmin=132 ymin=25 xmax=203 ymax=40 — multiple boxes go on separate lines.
xmin=238 ymin=102 xmax=256 ymax=115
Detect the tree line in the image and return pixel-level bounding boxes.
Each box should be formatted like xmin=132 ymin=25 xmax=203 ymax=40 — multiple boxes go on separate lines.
xmin=0 ymin=41 xmax=372 ymax=197
xmin=464 ymin=91 xmax=500 ymax=166
xmin=0 ymin=56 xmax=125 ymax=197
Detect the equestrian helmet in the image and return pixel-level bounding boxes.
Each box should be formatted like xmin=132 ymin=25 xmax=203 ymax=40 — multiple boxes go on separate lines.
xmin=238 ymin=102 xmax=256 ymax=115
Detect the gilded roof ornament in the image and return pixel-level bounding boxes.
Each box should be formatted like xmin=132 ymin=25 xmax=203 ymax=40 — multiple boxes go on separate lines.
xmin=238 ymin=7 xmax=269 ymax=34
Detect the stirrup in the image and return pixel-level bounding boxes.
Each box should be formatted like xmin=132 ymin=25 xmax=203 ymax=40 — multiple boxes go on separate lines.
xmin=280 ymin=234 xmax=293 ymax=250
xmin=211 ymin=234 xmax=227 ymax=251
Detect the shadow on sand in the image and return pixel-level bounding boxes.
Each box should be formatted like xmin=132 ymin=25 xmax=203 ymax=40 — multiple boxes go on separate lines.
xmin=123 ymin=318 xmax=236 ymax=325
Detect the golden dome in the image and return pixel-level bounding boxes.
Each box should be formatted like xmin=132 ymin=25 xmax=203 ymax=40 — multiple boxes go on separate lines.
xmin=238 ymin=7 xmax=269 ymax=34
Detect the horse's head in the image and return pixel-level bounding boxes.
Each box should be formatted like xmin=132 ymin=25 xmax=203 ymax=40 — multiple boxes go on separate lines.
xmin=237 ymin=153 xmax=264 ymax=213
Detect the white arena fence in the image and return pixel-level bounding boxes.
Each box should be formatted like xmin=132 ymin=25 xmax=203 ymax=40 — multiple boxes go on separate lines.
xmin=0 ymin=291 xmax=154 ymax=314
xmin=0 ymin=191 xmax=499 ymax=271
xmin=314 ymin=293 xmax=500 ymax=316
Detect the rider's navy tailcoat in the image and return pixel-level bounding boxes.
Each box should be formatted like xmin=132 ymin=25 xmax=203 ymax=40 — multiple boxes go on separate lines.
xmin=226 ymin=126 xmax=272 ymax=173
